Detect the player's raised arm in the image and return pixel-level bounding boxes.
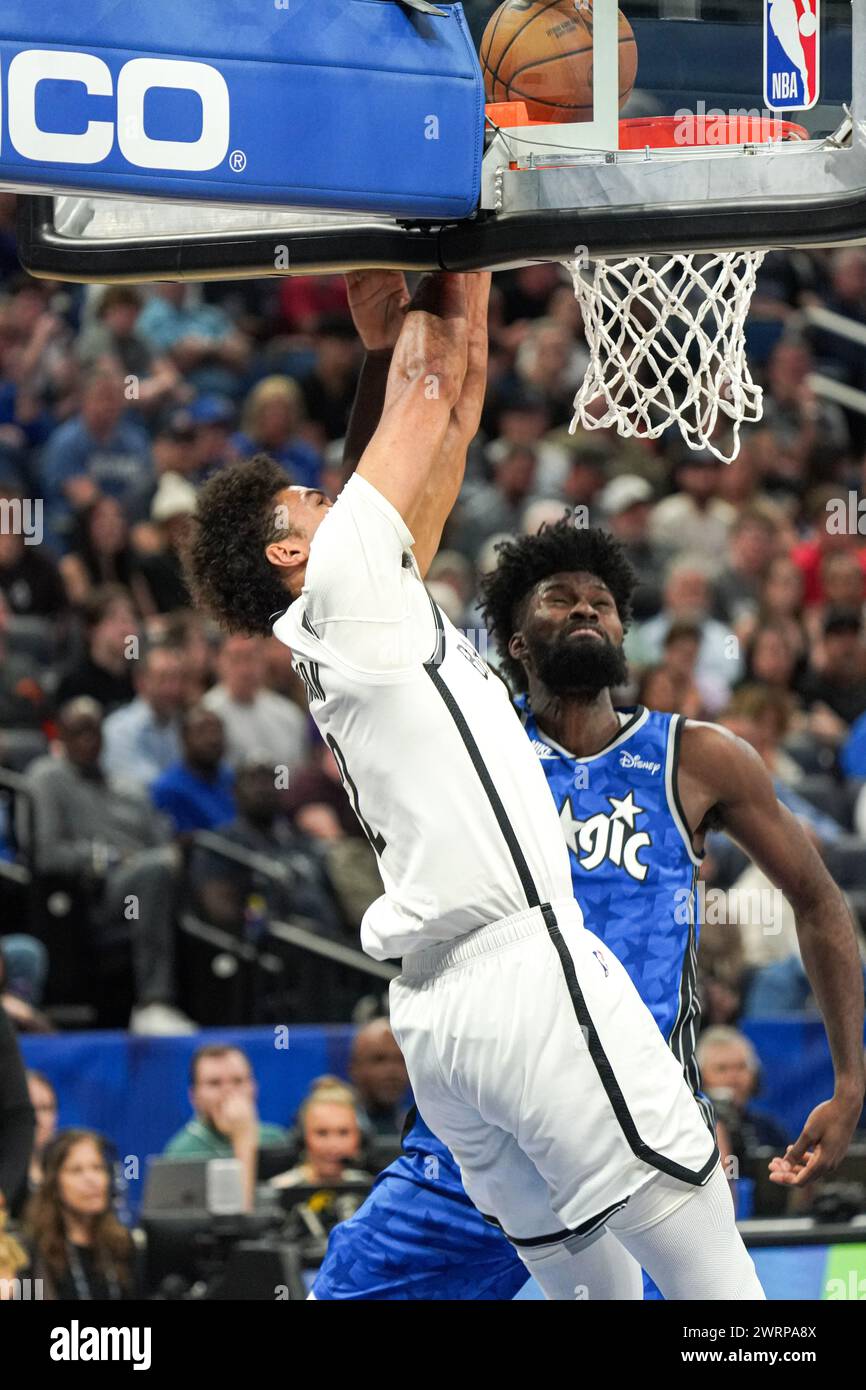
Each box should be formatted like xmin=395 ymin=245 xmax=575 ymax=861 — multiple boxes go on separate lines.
xmin=680 ymin=722 xmax=866 ymax=1187
xmin=341 ymin=270 xmax=409 ymax=479
xmin=356 ymin=271 xmax=490 ymax=574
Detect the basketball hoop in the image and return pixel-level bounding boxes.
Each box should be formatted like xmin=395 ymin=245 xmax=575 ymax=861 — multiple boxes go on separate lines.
xmin=567 ymin=116 xmax=809 ymax=464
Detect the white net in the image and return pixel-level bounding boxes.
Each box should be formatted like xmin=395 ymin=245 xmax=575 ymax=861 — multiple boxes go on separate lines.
xmin=567 ymin=250 xmax=767 ymax=464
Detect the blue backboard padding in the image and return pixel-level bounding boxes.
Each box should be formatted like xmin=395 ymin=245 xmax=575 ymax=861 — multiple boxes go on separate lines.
xmin=0 ymin=0 xmax=483 ymax=217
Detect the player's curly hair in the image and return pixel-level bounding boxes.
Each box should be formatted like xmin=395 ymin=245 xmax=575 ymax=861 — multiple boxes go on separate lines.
xmin=479 ymin=517 xmax=637 ymax=692
xmin=183 ymin=454 xmax=294 ymax=636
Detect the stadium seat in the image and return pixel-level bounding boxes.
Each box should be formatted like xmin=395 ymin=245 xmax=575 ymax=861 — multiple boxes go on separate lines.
xmin=0 ymin=729 xmax=49 ymax=773
xmin=795 ymin=774 xmax=854 ymax=831
xmin=821 ymin=835 xmax=866 ymax=891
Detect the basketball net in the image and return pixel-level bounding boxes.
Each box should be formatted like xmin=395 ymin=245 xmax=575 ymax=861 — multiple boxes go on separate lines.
xmin=566 ymin=249 xmax=766 ymax=464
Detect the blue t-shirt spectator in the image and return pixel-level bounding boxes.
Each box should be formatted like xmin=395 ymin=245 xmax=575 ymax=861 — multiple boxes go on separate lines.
xmin=842 ymin=711 xmax=866 ymax=778
xmin=231 ymin=431 xmax=322 ymax=490
xmin=151 ymin=762 xmax=236 ymax=834
xmin=39 ymin=376 xmax=153 ymax=553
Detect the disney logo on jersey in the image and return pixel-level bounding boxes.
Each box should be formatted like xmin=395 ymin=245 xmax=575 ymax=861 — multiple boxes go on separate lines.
xmin=456 ymin=639 xmax=488 ymax=679
xmin=619 ymin=750 xmax=660 ymax=776
xmin=559 ymin=790 xmax=651 ymax=882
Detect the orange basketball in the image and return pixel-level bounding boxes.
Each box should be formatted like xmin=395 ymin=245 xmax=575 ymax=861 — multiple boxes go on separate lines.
xmin=480 ymin=0 xmax=638 ymax=124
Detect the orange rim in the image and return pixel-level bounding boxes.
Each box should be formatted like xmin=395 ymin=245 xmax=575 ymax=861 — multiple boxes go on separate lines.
xmin=485 ymin=103 xmax=810 ymax=146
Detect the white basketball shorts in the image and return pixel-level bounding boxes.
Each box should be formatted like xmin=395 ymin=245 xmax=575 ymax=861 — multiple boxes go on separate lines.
xmin=389 ymin=896 xmax=719 ymax=1243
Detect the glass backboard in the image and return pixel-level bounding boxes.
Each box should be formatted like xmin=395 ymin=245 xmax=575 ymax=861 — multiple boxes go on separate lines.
xmin=4 ymin=0 xmax=865 ymax=281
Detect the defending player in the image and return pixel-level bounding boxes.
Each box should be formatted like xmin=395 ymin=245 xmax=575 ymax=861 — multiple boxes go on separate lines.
xmin=310 ymin=530 xmax=866 ymax=1301
xmin=186 ymin=269 xmax=768 ymax=1299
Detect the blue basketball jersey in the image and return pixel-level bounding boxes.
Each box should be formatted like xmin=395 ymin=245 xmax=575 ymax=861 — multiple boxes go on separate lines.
xmin=313 ymin=704 xmax=709 ymax=1300
xmin=519 ymin=701 xmax=706 ymax=1108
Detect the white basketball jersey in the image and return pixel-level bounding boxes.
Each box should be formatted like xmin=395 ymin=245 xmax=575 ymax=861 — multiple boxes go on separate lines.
xmin=273 ymin=475 xmax=575 ymax=960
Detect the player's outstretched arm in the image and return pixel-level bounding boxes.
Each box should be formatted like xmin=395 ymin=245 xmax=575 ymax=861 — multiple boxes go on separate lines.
xmin=680 ymin=722 xmax=866 ymax=1187
xmin=355 ymin=272 xmax=468 ymax=526
xmin=410 ymin=270 xmax=491 ymax=575
xmin=355 ymin=272 xmax=490 ymax=574
xmin=341 ymin=270 xmax=409 ymax=478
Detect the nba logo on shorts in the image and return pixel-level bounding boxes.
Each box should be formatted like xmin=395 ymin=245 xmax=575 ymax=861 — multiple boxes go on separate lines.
xmin=764 ymin=0 xmax=820 ymax=112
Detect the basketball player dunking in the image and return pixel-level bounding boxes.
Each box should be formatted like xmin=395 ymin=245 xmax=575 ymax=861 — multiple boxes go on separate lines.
xmin=312 ymin=526 xmax=865 ymax=1300
xmin=187 ymin=270 xmax=782 ymax=1299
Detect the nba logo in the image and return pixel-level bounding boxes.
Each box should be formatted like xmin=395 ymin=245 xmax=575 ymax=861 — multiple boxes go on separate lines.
xmin=764 ymin=0 xmax=820 ymax=111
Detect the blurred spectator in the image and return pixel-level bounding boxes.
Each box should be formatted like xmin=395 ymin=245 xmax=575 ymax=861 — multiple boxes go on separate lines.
xmin=151 ymin=704 xmax=235 ymax=834
xmin=790 ymin=491 xmax=866 ymax=607
xmin=276 ymin=273 xmax=349 ymax=335
xmin=713 ymin=504 xmax=782 ymax=627
xmin=0 ymin=937 xmax=50 ymax=1032
xmin=648 ymin=454 xmax=735 ymax=565
xmin=598 ymin=473 xmax=665 ymax=620
xmin=0 ymin=590 xmax=53 ymax=730
xmin=0 ymin=488 xmax=68 ymax=618
xmin=137 ymin=283 xmax=251 ymax=399
xmin=654 ymin=622 xmax=710 ymax=719
xmin=183 ymin=394 xmax=236 ymax=482
xmin=164 ymin=1043 xmax=288 ymax=1209
xmin=696 ymin=1027 xmax=789 ymax=1152
xmin=842 ymin=707 xmax=866 ymax=778
xmin=59 ymin=495 xmax=146 ymax=610
xmin=26 ymin=697 xmax=190 ymax=1034
xmin=718 ymin=688 xmax=844 ymax=839
xmin=810 ymin=249 xmax=866 ymax=443
xmin=271 ymin=1076 xmax=370 ymax=1193
xmin=759 ymin=336 xmax=849 ymax=474
xmin=75 ymin=285 xmax=181 ymax=414
xmin=816 ymin=550 xmax=866 ymax=629
xmin=0 ymin=1005 xmax=34 ymax=1216
xmin=39 ymin=367 xmax=153 ymax=553
xmin=101 ymin=644 xmax=185 ymax=789
xmin=629 ymin=558 xmax=741 ymax=701
xmin=281 ymin=740 xmax=384 ymax=927
xmin=348 ymin=1018 xmax=410 ymax=1139
xmin=0 ymin=1206 xmax=27 ymax=1297
xmin=202 ymin=635 xmax=308 ymax=773
xmin=509 ymin=317 xmax=584 ymax=428
xmin=232 ymin=376 xmax=323 ymax=489
xmin=25 ymin=1071 xmax=58 ymax=1190
xmin=756 ymin=553 xmax=806 ymax=658
xmin=55 ymin=583 xmax=138 ymax=712
xmin=23 ymin=1129 xmax=138 ymax=1299
xmin=133 ymin=472 xmax=196 ymax=614
xmin=451 ymin=445 xmax=541 ymax=559
xmin=297 ymin=316 xmax=360 ymax=445
xmin=739 ymin=623 xmax=803 ymax=698
xmin=187 ymin=759 xmax=344 ymax=937
xmin=161 ymin=610 xmax=216 ymax=704
xmin=799 ymin=606 xmax=866 ymax=728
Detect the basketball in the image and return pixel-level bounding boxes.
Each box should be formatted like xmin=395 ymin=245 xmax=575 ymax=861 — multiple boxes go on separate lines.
xmin=480 ymin=0 xmax=638 ymax=123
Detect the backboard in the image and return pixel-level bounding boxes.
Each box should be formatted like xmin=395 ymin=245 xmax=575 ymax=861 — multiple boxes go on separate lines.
xmin=2 ymin=0 xmax=865 ymax=282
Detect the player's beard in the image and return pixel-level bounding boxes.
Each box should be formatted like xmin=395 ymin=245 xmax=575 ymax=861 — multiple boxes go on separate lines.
xmin=530 ymin=629 xmax=628 ymax=697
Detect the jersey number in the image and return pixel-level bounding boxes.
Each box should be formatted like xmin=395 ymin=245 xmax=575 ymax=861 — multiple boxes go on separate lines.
xmin=326 ymin=734 xmax=387 ymax=856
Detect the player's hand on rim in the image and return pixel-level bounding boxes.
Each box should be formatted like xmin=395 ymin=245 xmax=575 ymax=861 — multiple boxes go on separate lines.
xmin=344 ymin=269 xmax=411 ymax=353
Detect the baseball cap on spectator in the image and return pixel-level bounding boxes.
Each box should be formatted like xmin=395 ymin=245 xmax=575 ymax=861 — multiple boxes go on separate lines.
xmin=823 ymin=605 xmax=863 ymax=637
xmin=151 ymin=472 xmax=198 ymax=524
xmin=187 ymin=395 xmax=235 ymax=428
xmin=156 ymin=412 xmax=196 ymax=445
xmin=599 ymin=474 xmax=654 ymax=516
